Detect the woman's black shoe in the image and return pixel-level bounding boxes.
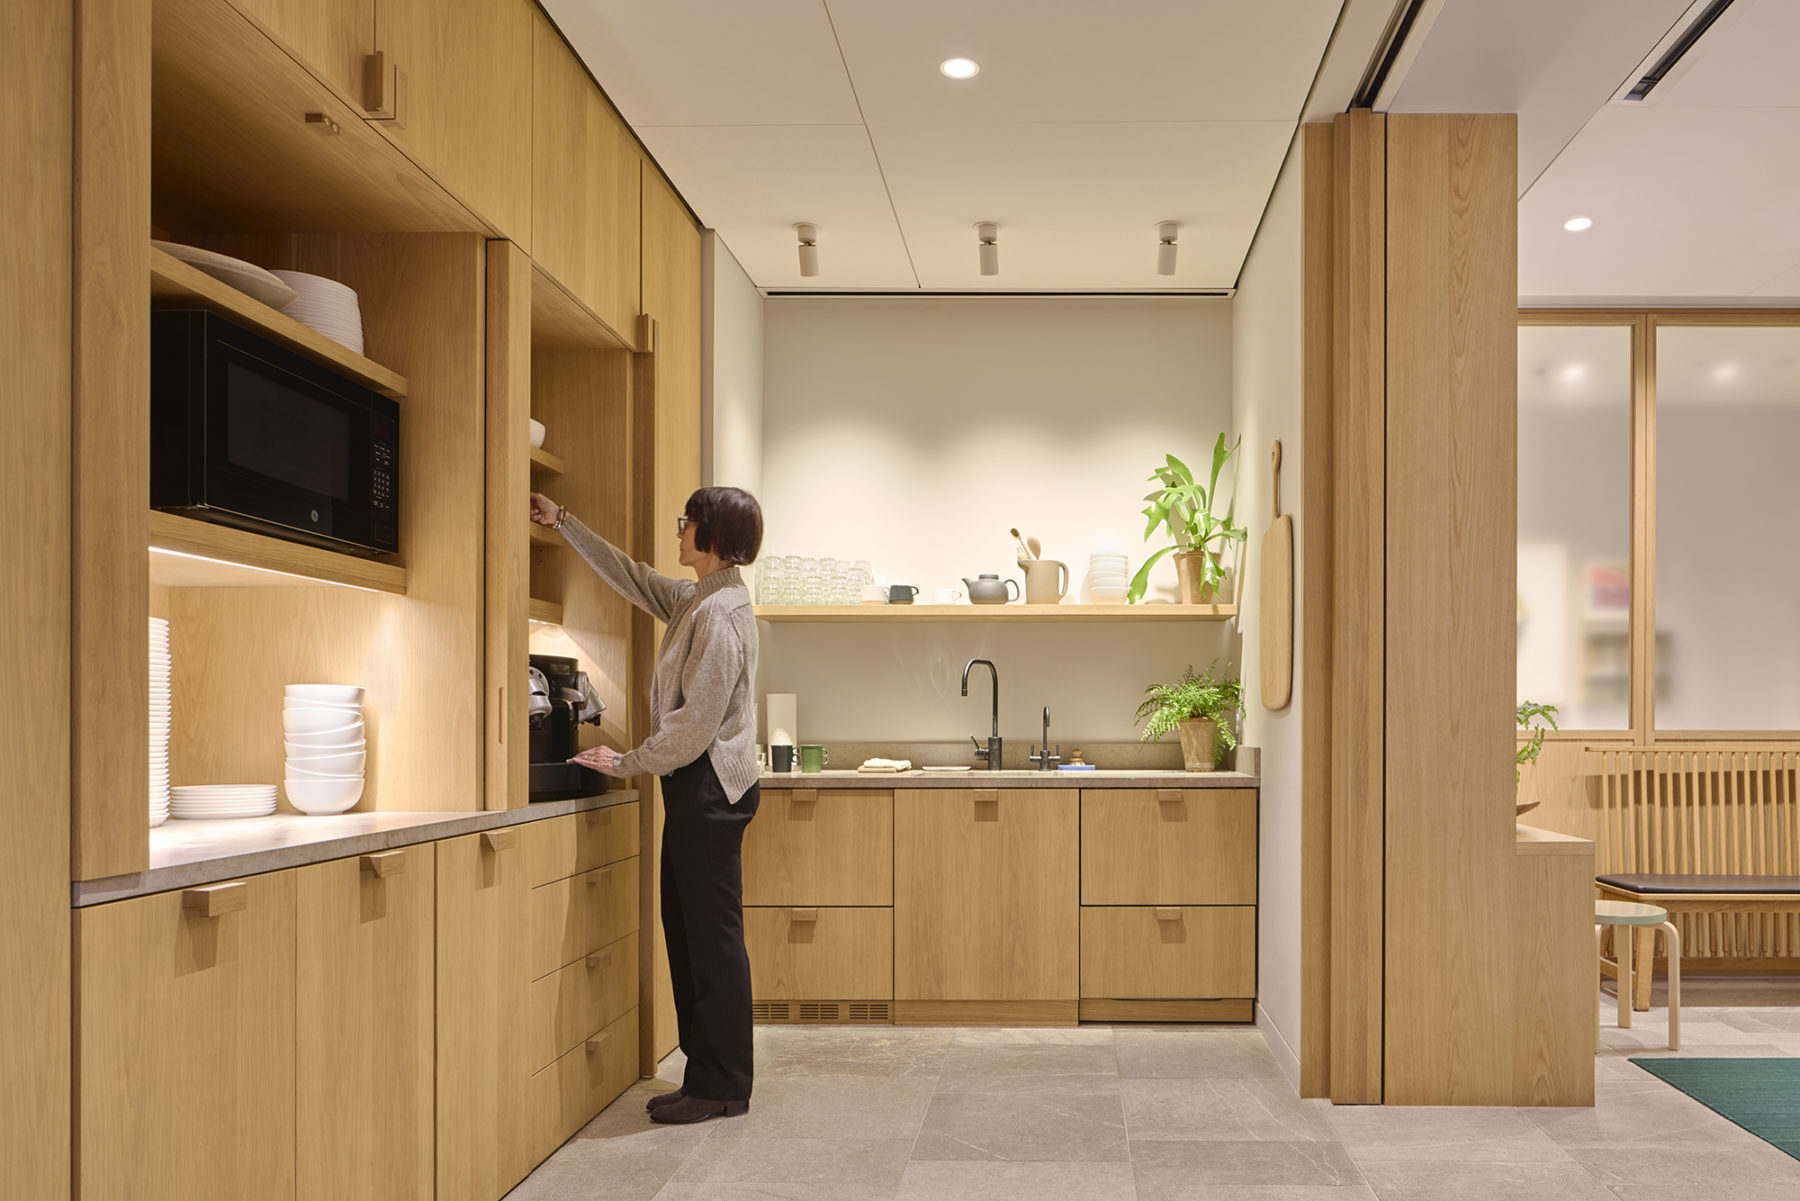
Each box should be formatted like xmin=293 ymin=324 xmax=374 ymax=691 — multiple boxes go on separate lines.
xmin=644 ymin=1088 xmax=683 ymax=1112
xmin=648 ymin=1095 xmax=748 ymax=1124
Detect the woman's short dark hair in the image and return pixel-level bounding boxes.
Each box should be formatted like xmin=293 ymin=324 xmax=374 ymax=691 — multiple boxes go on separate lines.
xmin=685 ymin=487 xmax=762 ymax=565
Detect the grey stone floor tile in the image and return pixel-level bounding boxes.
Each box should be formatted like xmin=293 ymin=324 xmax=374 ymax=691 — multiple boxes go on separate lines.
xmin=1324 ymin=1106 xmax=1571 ymax=1163
xmin=752 ymin=1027 xmax=953 ymax=1079
xmin=1131 ymin=1140 xmax=1364 ymax=1192
xmin=1526 ymin=1081 xmax=1735 ymax=1149
xmin=707 ymin=1076 xmax=937 ymax=1141
xmin=1159 ymin=1189 xmax=1379 ymax=1201
xmin=952 ymin=1026 xmax=1118 ymax=1046
xmin=652 ymin=1183 xmax=899 ymax=1201
xmin=670 ymin=1136 xmax=914 ymax=1186
xmin=934 ymin=1041 xmax=1122 ymax=1093
xmin=1606 ymin=1188 xmax=1800 ymax=1201
xmin=506 ymin=1134 xmax=699 ymax=1201
xmin=894 ymin=1160 xmax=1138 ymax=1200
xmin=1121 ymin=1079 xmax=1334 ymax=1142
xmin=1567 ymin=1144 xmax=1800 ymax=1191
xmin=1355 ymin=1161 xmax=1615 ymax=1201
xmin=1116 ymin=1029 xmax=1289 ymax=1080
xmin=912 ymin=1091 xmax=1131 ymax=1162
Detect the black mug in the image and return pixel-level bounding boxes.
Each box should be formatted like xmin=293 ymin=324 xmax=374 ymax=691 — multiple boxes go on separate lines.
xmin=771 ymin=744 xmax=795 ymax=772
xmin=888 ymin=584 xmax=920 ymax=604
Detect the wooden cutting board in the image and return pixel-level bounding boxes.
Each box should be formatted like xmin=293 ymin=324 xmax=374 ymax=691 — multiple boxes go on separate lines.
xmin=1260 ymin=442 xmax=1294 ymax=710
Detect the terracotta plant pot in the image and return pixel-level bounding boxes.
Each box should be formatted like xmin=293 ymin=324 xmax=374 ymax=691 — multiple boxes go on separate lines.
xmin=1176 ymin=718 xmax=1218 ymax=772
xmin=1173 ymin=550 xmax=1228 ymax=604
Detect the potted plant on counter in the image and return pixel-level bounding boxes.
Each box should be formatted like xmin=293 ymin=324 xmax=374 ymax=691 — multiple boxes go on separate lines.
xmin=1515 ymin=700 xmax=1559 ymax=815
xmin=1134 ymin=661 xmax=1244 ymax=772
xmin=1128 ymin=433 xmax=1247 ymax=604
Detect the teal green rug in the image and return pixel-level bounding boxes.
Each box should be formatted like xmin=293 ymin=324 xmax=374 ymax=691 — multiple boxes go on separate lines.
xmin=1631 ymin=1058 xmax=1800 ymax=1161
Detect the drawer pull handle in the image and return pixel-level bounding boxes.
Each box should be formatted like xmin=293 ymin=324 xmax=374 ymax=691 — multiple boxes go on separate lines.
xmin=790 ymin=908 xmax=819 ymax=922
xmin=586 ymin=1033 xmax=611 ymax=1055
xmin=1154 ymin=907 xmax=1182 ymax=922
xmin=585 ymin=866 xmax=612 ymax=887
xmin=792 ymin=789 xmax=818 ymax=805
xmin=973 ymin=790 xmax=999 ymax=820
xmin=481 ymin=829 xmax=517 ymax=853
xmin=585 ymin=808 xmax=613 ymax=826
xmin=361 ymin=851 xmax=406 ymax=878
xmin=586 ymin=951 xmax=612 ymax=970
xmin=182 ymin=882 xmax=247 ymax=918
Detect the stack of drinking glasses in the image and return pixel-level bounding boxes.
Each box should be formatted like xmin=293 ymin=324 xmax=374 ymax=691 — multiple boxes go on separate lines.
xmin=755 ymin=554 xmax=874 ymax=605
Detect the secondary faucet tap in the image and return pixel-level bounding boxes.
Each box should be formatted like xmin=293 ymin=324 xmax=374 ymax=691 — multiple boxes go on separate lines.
xmin=961 ymin=658 xmax=1002 ymax=771
xmin=1030 ymin=705 xmax=1061 ymax=771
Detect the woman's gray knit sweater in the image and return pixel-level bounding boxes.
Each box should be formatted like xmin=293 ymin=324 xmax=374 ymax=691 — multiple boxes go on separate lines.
xmin=558 ymin=514 xmax=759 ymax=803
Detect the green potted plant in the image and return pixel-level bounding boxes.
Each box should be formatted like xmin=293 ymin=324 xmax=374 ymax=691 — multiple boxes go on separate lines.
xmin=1134 ymin=661 xmax=1244 ymax=771
xmin=1516 ymin=700 xmax=1559 ymax=815
xmin=1129 ymin=433 xmax=1248 ymax=604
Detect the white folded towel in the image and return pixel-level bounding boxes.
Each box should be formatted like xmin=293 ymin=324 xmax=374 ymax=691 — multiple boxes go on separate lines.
xmin=857 ymin=758 xmax=913 ymax=773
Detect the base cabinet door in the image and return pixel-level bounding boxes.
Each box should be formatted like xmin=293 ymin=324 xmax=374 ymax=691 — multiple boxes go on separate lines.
xmin=743 ymin=789 xmax=893 ymax=906
xmin=895 ymin=788 xmax=1078 ymax=1003
xmin=1081 ymin=789 xmax=1257 ymax=904
xmin=1080 ymin=906 xmax=1256 ymax=999
xmin=530 ymin=1006 xmax=640 ymax=1159
xmin=437 ymin=831 xmax=532 ymax=1201
xmin=746 ymin=907 xmax=892 ymax=1001
xmin=296 ymin=846 xmax=435 ymax=1200
xmin=76 ymin=873 xmax=297 ymax=1201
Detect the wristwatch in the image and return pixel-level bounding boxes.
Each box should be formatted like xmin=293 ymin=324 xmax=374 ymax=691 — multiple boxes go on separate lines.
xmin=551 ymin=508 xmax=569 ymax=533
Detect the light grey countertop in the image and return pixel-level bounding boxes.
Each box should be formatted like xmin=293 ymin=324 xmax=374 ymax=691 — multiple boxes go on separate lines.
xmin=758 ymin=768 xmax=1258 ymax=789
xmin=73 ymin=789 xmax=640 ymax=908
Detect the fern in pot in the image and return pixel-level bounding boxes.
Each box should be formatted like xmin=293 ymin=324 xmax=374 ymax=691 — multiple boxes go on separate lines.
xmin=1135 ymin=661 xmax=1244 ymax=772
xmin=1129 ymin=433 xmax=1247 ymax=604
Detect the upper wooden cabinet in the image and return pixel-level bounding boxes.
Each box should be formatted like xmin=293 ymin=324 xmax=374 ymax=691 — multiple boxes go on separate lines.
xmin=532 ymin=13 xmax=641 ymax=344
xmin=228 ymin=0 xmax=533 ymax=243
xmin=640 ymin=164 xmax=702 ymax=535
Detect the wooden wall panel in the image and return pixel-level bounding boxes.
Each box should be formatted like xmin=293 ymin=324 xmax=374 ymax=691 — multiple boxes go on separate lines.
xmin=1512 ymin=840 xmax=1599 ymax=1106
xmin=487 ymin=241 xmax=532 ymax=809
xmin=1382 ymin=113 xmax=1519 ymax=1106
xmin=72 ymin=0 xmax=151 ymax=880
xmin=4 ymin=0 xmax=72 ymax=1191
xmin=1327 ymin=110 xmax=1386 ymax=1105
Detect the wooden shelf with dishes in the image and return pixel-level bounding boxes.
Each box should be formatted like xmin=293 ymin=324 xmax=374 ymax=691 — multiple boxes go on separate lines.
xmin=529 ymin=446 xmax=566 ymax=477
xmin=528 ymin=597 xmax=565 ymax=626
xmin=149 ymin=511 xmax=407 ymax=594
xmin=755 ymin=603 xmax=1239 ymax=624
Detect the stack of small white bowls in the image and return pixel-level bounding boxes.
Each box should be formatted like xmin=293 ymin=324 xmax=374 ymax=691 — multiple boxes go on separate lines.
xmin=149 ymin=617 xmax=171 ymax=827
xmin=283 ymin=684 xmax=366 ymax=814
xmin=274 ymin=270 xmax=364 ymax=355
xmin=1085 ymin=553 xmax=1130 ymax=603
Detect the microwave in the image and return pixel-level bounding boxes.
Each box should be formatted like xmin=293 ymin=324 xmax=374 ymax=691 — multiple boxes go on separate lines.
xmin=151 ymin=310 xmax=399 ymax=556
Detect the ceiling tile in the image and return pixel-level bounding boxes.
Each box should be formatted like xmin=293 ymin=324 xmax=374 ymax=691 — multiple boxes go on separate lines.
xmin=636 ymin=125 xmax=917 ymax=290
xmin=825 ymin=0 xmax=1340 ymax=124
xmin=871 ymin=121 xmax=1292 ymax=289
xmin=539 ymin=0 xmax=860 ymax=126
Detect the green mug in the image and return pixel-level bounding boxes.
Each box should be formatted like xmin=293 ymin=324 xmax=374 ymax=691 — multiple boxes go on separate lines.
xmin=799 ymin=744 xmax=830 ymax=773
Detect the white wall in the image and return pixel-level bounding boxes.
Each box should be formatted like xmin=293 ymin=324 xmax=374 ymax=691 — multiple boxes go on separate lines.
xmin=759 ymin=296 xmax=1237 ymax=746
xmin=702 ymin=232 xmax=764 ymax=496
xmin=1230 ymin=137 xmax=1306 ymax=1086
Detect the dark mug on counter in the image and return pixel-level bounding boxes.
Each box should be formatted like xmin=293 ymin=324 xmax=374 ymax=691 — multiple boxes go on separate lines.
xmin=770 ymin=743 xmax=795 ymax=773
xmin=888 ymin=584 xmax=920 ymax=604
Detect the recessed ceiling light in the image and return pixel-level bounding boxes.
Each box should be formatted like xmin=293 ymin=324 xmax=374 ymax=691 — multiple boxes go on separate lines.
xmin=940 ymin=57 xmax=979 ymax=79
xmin=1563 ymin=216 xmax=1593 ymax=232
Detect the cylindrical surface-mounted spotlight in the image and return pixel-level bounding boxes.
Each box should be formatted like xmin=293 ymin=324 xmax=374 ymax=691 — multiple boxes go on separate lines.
xmin=795 ymin=223 xmax=820 ymax=277
xmin=976 ymin=221 xmax=999 ymax=276
xmin=1155 ymin=221 xmax=1180 ymax=276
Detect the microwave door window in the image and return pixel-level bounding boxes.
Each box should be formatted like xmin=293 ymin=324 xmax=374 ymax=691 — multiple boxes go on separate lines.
xmin=224 ymin=362 xmax=352 ymax=501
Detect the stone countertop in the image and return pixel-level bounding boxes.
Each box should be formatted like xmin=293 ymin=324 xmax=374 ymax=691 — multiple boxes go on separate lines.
xmin=73 ymin=789 xmax=640 ymax=907
xmin=757 ymin=769 xmax=1258 ymax=789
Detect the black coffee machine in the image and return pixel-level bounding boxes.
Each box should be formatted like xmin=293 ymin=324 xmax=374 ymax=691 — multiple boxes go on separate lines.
xmin=528 ymin=653 xmax=607 ymax=802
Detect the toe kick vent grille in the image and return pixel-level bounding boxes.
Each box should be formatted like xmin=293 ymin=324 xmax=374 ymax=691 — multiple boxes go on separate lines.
xmin=753 ymin=999 xmax=891 ymax=1024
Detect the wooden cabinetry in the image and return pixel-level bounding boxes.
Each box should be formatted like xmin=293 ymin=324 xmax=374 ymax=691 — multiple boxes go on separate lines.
xmin=229 ymin=0 xmax=373 ymax=105
xmin=296 ymin=846 xmax=436 ymax=1200
xmin=531 ymin=853 xmax=640 ymax=980
xmin=894 ymin=787 xmax=1079 ymax=1023
xmin=744 ymin=788 xmax=893 ymax=906
xmin=1080 ymin=907 xmax=1256 ymax=1000
xmin=526 ymin=804 xmax=642 ymax=888
xmin=75 ymin=874 xmax=297 ymax=1200
xmin=531 ymin=11 xmax=640 ymax=343
xmin=747 ymin=907 xmax=893 ymax=1001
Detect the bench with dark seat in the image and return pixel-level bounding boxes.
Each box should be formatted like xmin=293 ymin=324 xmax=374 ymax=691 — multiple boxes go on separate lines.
xmin=1596 ymin=874 xmax=1800 ymax=1011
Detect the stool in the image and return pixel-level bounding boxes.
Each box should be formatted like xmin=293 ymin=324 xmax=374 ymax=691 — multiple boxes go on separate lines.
xmin=1595 ymin=900 xmax=1680 ymax=1050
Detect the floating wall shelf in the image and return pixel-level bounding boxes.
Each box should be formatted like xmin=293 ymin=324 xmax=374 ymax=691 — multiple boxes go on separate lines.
xmin=753 ymin=603 xmax=1237 ymax=624
xmin=148 ymin=511 xmax=407 ymax=594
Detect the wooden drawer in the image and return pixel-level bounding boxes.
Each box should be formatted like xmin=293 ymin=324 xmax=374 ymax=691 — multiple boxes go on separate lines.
xmin=530 ymin=855 xmax=639 ymax=980
xmin=744 ymin=789 xmax=893 ymax=906
xmin=746 ymin=907 xmax=892 ymax=1000
xmin=532 ymin=1006 xmax=640 ymax=1151
xmin=1079 ymin=906 xmax=1255 ymax=999
xmin=525 ymin=802 xmax=640 ymax=887
xmin=1080 ymin=789 xmax=1256 ymax=905
xmin=527 ymin=931 xmax=638 ymax=1072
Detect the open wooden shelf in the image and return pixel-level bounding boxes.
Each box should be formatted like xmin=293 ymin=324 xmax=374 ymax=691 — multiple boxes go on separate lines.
xmin=529 ymin=446 xmax=566 ymax=477
xmin=528 ymin=597 xmax=565 ymax=626
xmin=151 ymin=247 xmax=409 ymax=398
xmin=530 ymin=263 xmax=633 ymax=352
xmin=754 ymin=603 xmax=1238 ymax=624
xmin=148 ymin=511 xmax=407 ymax=594
xmin=529 ymin=523 xmax=561 ymax=548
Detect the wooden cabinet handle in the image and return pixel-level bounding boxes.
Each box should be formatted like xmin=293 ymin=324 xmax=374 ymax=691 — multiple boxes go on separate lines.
xmin=497 ymin=686 xmax=505 ymax=745
xmin=362 ymin=51 xmax=406 ymax=126
xmin=1154 ymin=907 xmax=1182 ymax=922
xmin=586 ymin=950 xmax=612 ymax=970
xmin=585 ymin=1032 xmax=611 ymax=1055
xmin=790 ymin=908 xmax=819 ymax=923
xmin=973 ymin=790 xmax=999 ymax=821
xmin=481 ymin=829 xmax=516 ymax=853
xmin=1157 ymin=789 xmax=1183 ymax=804
xmin=791 ymin=789 xmax=818 ymax=805
xmin=585 ymin=865 xmax=612 ymax=887
xmin=182 ymin=882 xmax=247 ymax=918
xmin=584 ymin=807 xmax=613 ymax=826
xmin=361 ymin=851 xmax=406 ymax=877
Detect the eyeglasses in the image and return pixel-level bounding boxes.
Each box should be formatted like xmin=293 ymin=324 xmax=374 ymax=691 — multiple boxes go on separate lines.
xmin=676 ymin=517 xmax=694 ymax=535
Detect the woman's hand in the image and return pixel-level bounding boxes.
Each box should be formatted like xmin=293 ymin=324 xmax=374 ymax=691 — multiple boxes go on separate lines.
xmin=529 ymin=492 xmax=560 ymax=527
xmin=569 ymin=745 xmax=623 ymax=776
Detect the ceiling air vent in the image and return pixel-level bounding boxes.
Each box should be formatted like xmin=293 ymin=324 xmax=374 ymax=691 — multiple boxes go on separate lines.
xmin=1616 ymin=0 xmax=1738 ymax=102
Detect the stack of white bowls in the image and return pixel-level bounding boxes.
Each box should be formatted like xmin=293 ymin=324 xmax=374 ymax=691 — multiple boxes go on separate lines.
xmin=1085 ymin=553 xmax=1131 ymax=604
xmin=171 ymin=785 xmax=277 ymax=820
xmin=274 ymin=270 xmax=364 ymax=355
xmin=149 ymin=617 xmax=171 ymax=827
xmin=283 ymin=684 xmax=366 ymax=814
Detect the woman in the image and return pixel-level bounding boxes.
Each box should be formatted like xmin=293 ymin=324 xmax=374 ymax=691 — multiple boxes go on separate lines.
xmin=528 ymin=486 xmax=762 ymax=1125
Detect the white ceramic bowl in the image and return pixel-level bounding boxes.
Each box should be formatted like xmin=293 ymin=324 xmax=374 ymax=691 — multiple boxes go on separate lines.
xmin=285 ymin=736 xmax=366 ymax=755
xmin=286 ymin=764 xmax=365 ymax=780
xmin=529 ymin=418 xmax=546 ymax=449
xmin=284 ymin=684 xmax=365 ymax=704
xmin=283 ymin=701 xmax=362 ymax=717
xmin=283 ymin=748 xmax=365 ymax=774
xmin=282 ymin=707 xmax=365 ymax=735
xmin=285 ymin=777 xmax=364 ymax=815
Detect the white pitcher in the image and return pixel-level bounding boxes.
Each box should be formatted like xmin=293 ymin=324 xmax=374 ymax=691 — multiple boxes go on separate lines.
xmin=1018 ymin=558 xmax=1069 ymax=605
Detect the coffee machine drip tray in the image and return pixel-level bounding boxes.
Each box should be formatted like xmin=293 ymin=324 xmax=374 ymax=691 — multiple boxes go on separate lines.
xmin=527 ymin=762 xmax=608 ymax=803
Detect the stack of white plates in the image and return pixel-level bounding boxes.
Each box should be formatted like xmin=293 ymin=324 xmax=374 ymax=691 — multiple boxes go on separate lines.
xmin=274 ymin=270 xmax=365 ymax=356
xmin=149 ymin=617 xmax=171 ymax=827
xmin=170 ymin=785 xmax=277 ymax=820
xmin=283 ymin=684 xmax=366 ymax=815
xmin=1085 ymin=553 xmax=1131 ymax=604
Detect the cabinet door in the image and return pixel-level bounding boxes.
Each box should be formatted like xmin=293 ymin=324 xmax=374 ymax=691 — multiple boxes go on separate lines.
xmin=76 ymin=874 xmax=296 ymax=1201
xmin=532 ymin=12 xmax=641 ymax=340
xmin=1081 ymin=788 xmax=1257 ymax=905
xmin=746 ymin=907 xmax=893 ymax=1001
xmin=296 ymin=847 xmax=435 ymax=1200
xmin=744 ymin=789 xmax=893 ymax=906
xmin=437 ymin=832 xmax=532 ymax=1201
xmin=231 ymin=0 xmax=374 ymax=104
xmin=1079 ymin=906 xmax=1256 ymax=999
xmin=894 ymin=788 xmax=1078 ymax=1002
xmin=375 ymin=0 xmax=533 ymax=243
